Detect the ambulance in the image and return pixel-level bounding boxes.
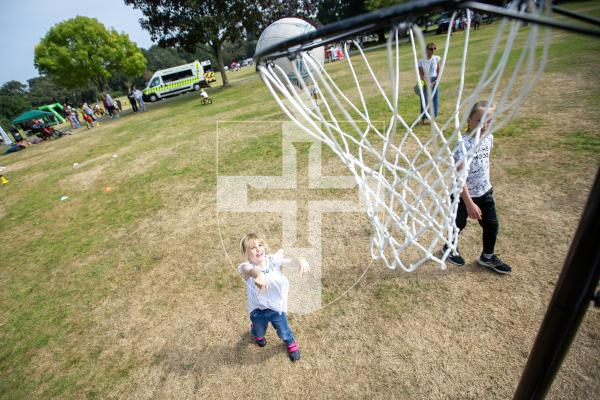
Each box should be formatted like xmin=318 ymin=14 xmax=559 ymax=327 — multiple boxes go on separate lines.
xmin=143 ymin=60 xmax=215 ymax=102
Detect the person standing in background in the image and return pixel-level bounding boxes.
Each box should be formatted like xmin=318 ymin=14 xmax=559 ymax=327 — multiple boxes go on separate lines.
xmin=418 ymin=42 xmax=441 ymax=124
xmin=127 ymin=88 xmax=138 ymax=112
xmin=133 ymin=87 xmax=146 ymax=112
xmin=103 ymin=92 xmax=118 ymax=118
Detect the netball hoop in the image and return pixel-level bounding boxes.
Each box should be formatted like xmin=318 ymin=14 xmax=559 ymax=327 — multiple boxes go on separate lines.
xmin=255 ymin=0 xmax=600 ymax=397
xmin=255 ymin=0 xmax=599 ymax=272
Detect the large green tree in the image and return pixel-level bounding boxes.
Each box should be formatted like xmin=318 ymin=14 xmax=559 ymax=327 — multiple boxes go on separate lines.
xmin=0 ymin=81 xmax=30 ymax=131
xmin=142 ymin=45 xmax=188 ymax=73
xmin=27 ymin=76 xmax=97 ymax=106
xmin=365 ymin=0 xmax=409 ymax=10
xmin=34 ymin=16 xmax=147 ymax=92
xmin=363 ymin=0 xmax=413 ymax=42
xmin=317 ymin=0 xmax=367 ymax=25
xmin=124 ymin=0 xmax=317 ymax=87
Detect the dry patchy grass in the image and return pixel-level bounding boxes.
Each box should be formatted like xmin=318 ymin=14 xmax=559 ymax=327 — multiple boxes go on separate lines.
xmin=1 ymin=7 xmax=599 ymax=399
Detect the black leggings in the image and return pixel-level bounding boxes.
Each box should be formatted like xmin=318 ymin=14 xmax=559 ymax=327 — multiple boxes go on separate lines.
xmin=456 ymin=188 xmax=499 ymax=255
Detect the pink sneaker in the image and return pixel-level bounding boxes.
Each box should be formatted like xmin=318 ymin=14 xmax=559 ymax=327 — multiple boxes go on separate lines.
xmin=287 ymin=342 xmax=300 ymax=362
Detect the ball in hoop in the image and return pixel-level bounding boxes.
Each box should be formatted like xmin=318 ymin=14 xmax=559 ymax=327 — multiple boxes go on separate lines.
xmin=255 ymin=18 xmax=324 ymax=88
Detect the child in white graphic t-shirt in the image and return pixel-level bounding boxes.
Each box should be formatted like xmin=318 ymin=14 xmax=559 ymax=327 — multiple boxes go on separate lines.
xmin=445 ymin=101 xmax=512 ymax=274
xmin=238 ymin=233 xmax=309 ymax=362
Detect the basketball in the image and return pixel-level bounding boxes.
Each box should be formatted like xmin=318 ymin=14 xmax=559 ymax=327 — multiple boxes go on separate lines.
xmin=255 ymin=18 xmax=324 ymax=87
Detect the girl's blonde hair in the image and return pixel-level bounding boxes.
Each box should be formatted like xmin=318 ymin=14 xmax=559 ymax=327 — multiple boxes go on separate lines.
xmin=239 ymin=233 xmax=269 ymax=258
xmin=468 ymin=100 xmax=495 ymax=119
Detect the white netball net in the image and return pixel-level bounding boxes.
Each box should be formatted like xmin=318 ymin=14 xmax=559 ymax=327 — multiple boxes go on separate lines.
xmin=257 ymin=3 xmax=551 ymax=271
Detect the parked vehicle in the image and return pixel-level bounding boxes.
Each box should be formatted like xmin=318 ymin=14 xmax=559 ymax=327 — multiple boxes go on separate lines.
xmin=201 ymin=60 xmax=216 ymax=83
xmin=416 ymin=14 xmax=434 ymax=32
xmin=143 ymin=60 xmax=211 ymax=103
xmin=436 ymin=13 xmax=452 ymax=34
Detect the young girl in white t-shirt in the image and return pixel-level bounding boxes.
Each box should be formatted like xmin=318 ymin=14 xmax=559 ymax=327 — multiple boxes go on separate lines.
xmin=418 ymin=42 xmax=441 ymax=123
xmin=238 ymin=233 xmax=309 ymax=362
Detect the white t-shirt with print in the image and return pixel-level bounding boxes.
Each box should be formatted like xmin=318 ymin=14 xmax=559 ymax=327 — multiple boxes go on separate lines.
xmin=418 ymin=55 xmax=441 ymax=80
xmin=453 ymin=134 xmax=493 ymax=198
xmin=238 ymin=249 xmax=289 ymax=315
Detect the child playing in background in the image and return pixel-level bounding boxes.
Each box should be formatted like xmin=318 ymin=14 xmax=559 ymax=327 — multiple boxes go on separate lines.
xmin=199 ymin=88 xmax=211 ymax=104
xmin=83 ymin=113 xmax=96 ymax=128
xmin=238 ymin=233 xmax=309 ymax=362
xmin=445 ymin=101 xmax=512 ymax=274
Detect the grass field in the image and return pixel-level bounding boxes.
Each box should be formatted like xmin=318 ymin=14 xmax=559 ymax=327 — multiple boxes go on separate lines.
xmin=1 ymin=2 xmax=599 ymax=399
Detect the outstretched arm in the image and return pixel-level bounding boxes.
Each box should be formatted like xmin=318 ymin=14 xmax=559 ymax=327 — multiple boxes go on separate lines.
xmin=239 ymin=263 xmax=268 ymax=291
xmin=281 ymin=257 xmax=310 ymax=277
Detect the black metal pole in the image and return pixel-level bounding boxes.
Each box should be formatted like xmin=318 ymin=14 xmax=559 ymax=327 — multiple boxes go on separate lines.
xmin=513 ymin=166 xmax=600 ymax=399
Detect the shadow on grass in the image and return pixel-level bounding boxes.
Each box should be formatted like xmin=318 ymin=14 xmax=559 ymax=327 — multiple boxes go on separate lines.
xmin=151 ymin=330 xmax=286 ymax=378
xmin=463 ymin=260 xmax=512 ymax=276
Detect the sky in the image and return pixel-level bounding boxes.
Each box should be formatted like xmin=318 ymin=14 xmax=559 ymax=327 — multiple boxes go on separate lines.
xmin=0 ymin=0 xmax=154 ymax=86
